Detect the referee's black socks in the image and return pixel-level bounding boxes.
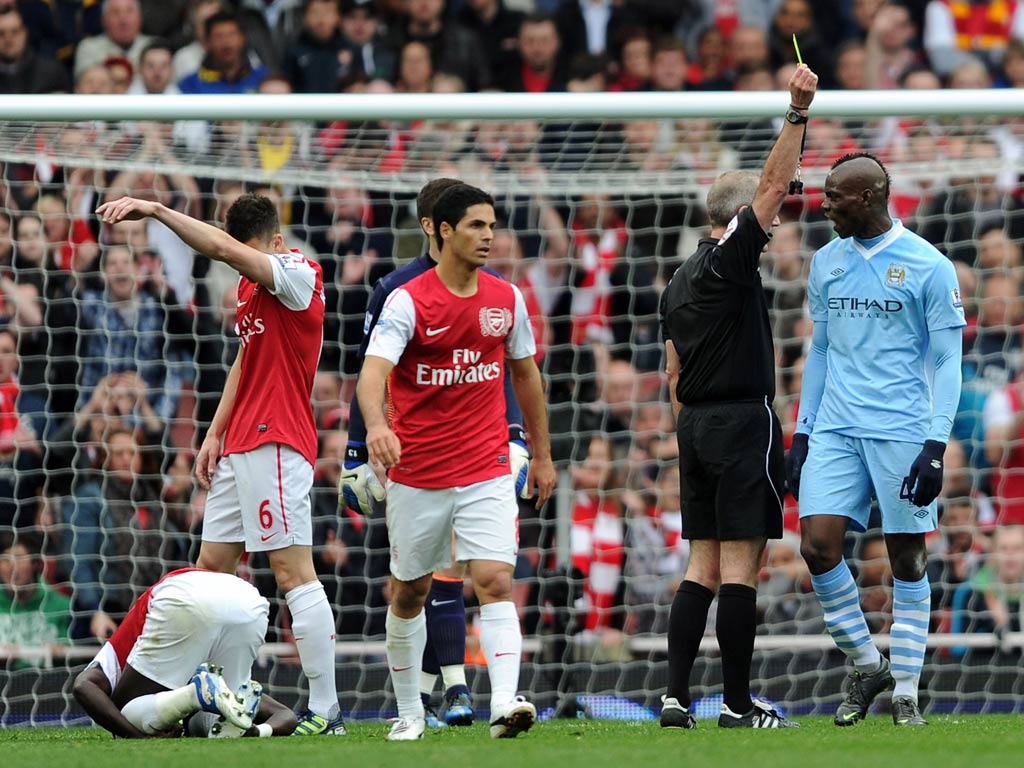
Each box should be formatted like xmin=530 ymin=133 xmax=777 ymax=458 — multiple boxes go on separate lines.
xmin=717 ymin=583 xmax=758 ymax=715
xmin=666 ymin=580 xmax=715 ymax=706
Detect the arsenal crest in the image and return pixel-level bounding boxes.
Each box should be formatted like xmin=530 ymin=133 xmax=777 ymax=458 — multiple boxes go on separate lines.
xmin=479 ymin=307 xmax=513 ymax=336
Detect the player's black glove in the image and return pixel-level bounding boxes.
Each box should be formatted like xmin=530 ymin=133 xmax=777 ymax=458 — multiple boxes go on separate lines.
xmin=786 ymin=433 xmax=809 ymax=500
xmin=905 ymin=440 xmax=946 ymax=507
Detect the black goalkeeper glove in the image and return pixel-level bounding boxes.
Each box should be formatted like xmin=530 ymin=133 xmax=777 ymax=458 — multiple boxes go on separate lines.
xmin=786 ymin=433 xmax=810 ymax=501
xmin=905 ymin=440 xmax=945 ymax=507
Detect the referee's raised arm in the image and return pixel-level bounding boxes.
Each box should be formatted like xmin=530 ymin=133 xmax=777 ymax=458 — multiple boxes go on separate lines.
xmin=750 ymin=65 xmax=819 ymax=231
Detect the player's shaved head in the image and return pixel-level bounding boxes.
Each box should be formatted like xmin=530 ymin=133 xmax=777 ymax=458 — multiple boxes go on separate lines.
xmin=417 ymin=177 xmax=463 ymax=221
xmin=829 ymin=152 xmax=891 ymax=203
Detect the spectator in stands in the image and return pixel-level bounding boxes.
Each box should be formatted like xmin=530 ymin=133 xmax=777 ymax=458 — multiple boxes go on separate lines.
xmin=923 ymin=0 xmax=1024 ymax=78
xmin=104 ymin=54 xmax=134 ymax=93
xmin=729 ymin=24 xmax=770 ymax=72
xmin=178 ymin=10 xmax=267 ymax=94
xmin=339 ymin=0 xmax=396 ymax=82
xmin=0 ymin=211 xmax=11 ymax=269
xmin=834 ymin=40 xmax=868 ymax=90
xmin=283 ymin=0 xmax=354 ymax=93
xmin=74 ymin=0 xmax=153 ymax=81
xmin=0 ymin=5 xmax=70 ymax=94
xmin=455 ymin=0 xmax=523 ymax=82
xmin=129 ymin=40 xmax=176 ymax=94
xmin=76 ymin=245 xmax=190 ymax=423
xmin=623 ymin=464 xmax=687 ymax=635
xmin=395 ymin=41 xmax=434 ymax=93
xmin=553 ymin=0 xmax=640 ymax=65
xmin=0 ymin=530 xmax=71 ymax=667
xmin=982 ymin=368 xmax=1024 ymax=525
xmin=488 ymin=228 xmax=549 ymax=363
xmin=915 ymin=138 xmax=1024 ymax=264
xmin=384 ymin=0 xmax=490 ymax=92
xmin=950 ymin=524 xmax=1024 ymax=653
xmin=607 ymin=29 xmax=651 ymax=91
xmin=687 ymin=25 xmax=733 ymax=90
xmin=958 ymin=272 xmax=1022 ymax=476
xmin=35 ymin=193 xmax=99 ymax=274
xmin=649 ymin=36 xmax=688 ymax=92
xmin=172 ymin=0 xmax=224 ymax=82
xmin=927 ymin=497 xmax=984 ymax=619
xmin=4 ymin=216 xmax=43 ymax=334
xmin=234 ymin=0 xmax=306 ymax=73
xmin=996 ymin=38 xmax=1024 ymax=87
xmin=856 ymin=532 xmax=893 ymax=633
xmin=497 ymin=12 xmax=565 ymax=93
xmin=0 ymin=326 xmax=42 ymax=528
xmin=941 ymin=436 xmax=997 ymax=525
xmin=976 ymin=225 xmax=1022 ymax=274
xmin=768 ymin=0 xmax=835 ymax=89
xmin=569 ymin=433 xmax=628 ymax=652
xmin=757 ymin=531 xmax=823 ymax=634
xmin=863 ymin=2 xmax=920 ymax=90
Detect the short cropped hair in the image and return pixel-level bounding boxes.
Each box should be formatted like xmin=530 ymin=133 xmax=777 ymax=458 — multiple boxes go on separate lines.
xmin=226 ymin=193 xmax=279 ymax=245
xmin=432 ymin=184 xmax=495 ymax=251
xmin=416 ymin=178 xmax=462 ymax=221
xmin=706 ymin=171 xmax=760 ymax=228
xmin=830 ymin=151 xmax=892 ymax=200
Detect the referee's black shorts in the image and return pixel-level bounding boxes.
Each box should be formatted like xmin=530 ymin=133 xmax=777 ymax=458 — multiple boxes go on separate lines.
xmin=676 ymin=397 xmax=784 ymax=541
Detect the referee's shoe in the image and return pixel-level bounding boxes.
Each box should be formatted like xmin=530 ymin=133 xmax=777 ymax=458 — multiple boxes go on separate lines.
xmin=660 ymin=696 xmax=696 ymax=729
xmin=719 ymin=700 xmax=799 ymax=728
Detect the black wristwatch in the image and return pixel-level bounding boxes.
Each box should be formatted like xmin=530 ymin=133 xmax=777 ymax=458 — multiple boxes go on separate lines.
xmin=785 ymin=108 xmax=809 ymax=125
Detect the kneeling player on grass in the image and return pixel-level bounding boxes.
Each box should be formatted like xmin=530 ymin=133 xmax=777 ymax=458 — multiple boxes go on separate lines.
xmin=73 ymin=568 xmax=296 ymax=738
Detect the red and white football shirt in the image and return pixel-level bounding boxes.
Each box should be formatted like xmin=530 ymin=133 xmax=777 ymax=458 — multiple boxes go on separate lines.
xmin=365 ymin=268 xmax=536 ymax=489
xmin=91 ymin=567 xmax=204 ymax=689
xmin=224 ymin=251 xmax=325 ymax=467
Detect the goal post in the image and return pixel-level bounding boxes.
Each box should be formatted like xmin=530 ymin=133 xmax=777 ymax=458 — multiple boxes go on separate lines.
xmin=1 ymin=89 xmax=1023 ymax=726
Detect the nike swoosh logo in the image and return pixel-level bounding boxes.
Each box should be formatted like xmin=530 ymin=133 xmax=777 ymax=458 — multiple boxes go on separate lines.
xmin=430 ymin=599 xmax=456 ymax=607
xmin=238 ymin=300 xmax=247 ymax=307
xmin=260 ymin=532 xmax=277 ymax=542
xmin=391 ymin=666 xmax=412 ymax=672
xmin=841 ymin=712 xmax=859 ymax=721
xmin=425 ymin=326 xmax=451 ymax=337
xmin=494 ymin=652 xmax=518 ymax=657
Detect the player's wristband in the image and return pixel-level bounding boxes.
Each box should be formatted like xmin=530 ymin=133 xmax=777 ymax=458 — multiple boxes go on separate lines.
xmin=509 ymin=425 xmax=526 ymax=445
xmin=256 ymin=723 xmax=273 ymax=738
xmin=345 ymin=442 xmax=369 ymax=468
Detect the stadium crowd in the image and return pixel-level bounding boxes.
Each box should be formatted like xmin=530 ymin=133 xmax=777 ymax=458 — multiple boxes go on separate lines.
xmin=1 ymin=0 xmax=1023 ymax=674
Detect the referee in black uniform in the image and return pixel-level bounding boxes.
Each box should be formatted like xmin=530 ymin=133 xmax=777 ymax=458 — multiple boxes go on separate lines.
xmin=658 ymin=64 xmax=818 ymax=730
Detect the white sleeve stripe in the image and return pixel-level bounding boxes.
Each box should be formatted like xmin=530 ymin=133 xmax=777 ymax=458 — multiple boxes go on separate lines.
xmin=364 ymin=288 xmax=416 ymax=365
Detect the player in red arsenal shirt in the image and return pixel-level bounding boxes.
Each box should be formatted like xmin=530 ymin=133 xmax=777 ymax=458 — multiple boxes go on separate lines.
xmin=97 ymin=194 xmax=343 ymax=736
xmin=357 ymin=184 xmax=556 ymax=741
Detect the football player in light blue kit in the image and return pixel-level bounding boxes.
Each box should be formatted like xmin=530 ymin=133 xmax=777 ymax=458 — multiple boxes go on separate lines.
xmin=787 ymin=153 xmax=965 ymax=728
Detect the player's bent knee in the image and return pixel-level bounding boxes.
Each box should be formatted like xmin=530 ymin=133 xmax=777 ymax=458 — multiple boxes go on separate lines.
xmin=391 ymin=574 xmax=432 ymax=615
xmin=268 ymin=546 xmax=317 ymax=593
xmin=799 ymin=537 xmax=842 ymax=575
xmin=197 ymin=542 xmax=244 ymax=574
xmin=470 ymin=564 xmax=513 ymax=603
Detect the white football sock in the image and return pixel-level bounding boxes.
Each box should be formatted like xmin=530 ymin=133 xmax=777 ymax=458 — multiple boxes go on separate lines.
xmin=441 ymin=664 xmax=468 ymax=690
xmin=386 ymin=608 xmax=427 ymax=719
xmin=121 ymin=686 xmax=199 ymax=735
xmin=286 ymin=580 xmax=339 ymax=718
xmin=419 ymin=671 xmax=438 ymax=696
xmin=479 ymin=601 xmax=522 ymax=713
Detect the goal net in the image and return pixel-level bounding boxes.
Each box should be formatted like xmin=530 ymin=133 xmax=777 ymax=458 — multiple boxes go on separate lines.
xmin=1 ymin=91 xmax=1023 ymax=726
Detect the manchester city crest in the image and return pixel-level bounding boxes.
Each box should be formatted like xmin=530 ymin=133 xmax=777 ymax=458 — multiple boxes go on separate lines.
xmin=885 ymin=262 xmax=906 ymax=287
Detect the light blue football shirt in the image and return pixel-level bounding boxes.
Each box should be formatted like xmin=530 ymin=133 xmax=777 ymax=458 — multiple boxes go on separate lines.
xmin=807 ymin=219 xmax=966 ymax=442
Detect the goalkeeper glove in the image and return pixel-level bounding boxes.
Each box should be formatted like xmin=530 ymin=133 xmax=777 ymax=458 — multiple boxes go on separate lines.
xmin=338 ymin=443 xmax=386 ymax=516
xmin=509 ymin=439 xmax=531 ymax=499
xmin=905 ymin=439 xmax=945 ymax=508
xmin=786 ymin=433 xmax=809 ymax=501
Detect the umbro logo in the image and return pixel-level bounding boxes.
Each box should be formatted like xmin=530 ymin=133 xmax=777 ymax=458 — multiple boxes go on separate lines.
xmin=830 ymin=268 xmax=845 ymax=277
xmin=425 ymin=326 xmax=451 ymax=337
xmin=930 ymin=460 xmax=941 ymax=469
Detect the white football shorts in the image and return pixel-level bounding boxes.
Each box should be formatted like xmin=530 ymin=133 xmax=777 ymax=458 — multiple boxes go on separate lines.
xmin=203 ymin=442 xmax=313 ymax=552
xmin=386 ymin=474 xmax=519 ymax=582
xmin=127 ymin=570 xmax=269 ymax=690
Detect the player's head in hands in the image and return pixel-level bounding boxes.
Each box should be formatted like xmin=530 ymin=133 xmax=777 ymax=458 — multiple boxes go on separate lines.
xmin=822 ymin=152 xmax=892 ymax=240
xmin=416 ymin=177 xmax=463 ymax=256
xmin=433 ymin=183 xmax=496 ymax=267
xmin=226 ymin=193 xmax=285 ymax=253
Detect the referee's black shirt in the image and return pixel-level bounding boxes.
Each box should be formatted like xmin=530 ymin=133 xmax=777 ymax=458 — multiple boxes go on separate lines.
xmin=659 ymin=206 xmax=775 ymax=405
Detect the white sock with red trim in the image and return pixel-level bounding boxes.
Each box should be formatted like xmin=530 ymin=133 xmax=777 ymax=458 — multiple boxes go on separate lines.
xmin=479 ymin=601 xmax=522 ymax=714
xmin=286 ymin=580 xmax=338 ymax=718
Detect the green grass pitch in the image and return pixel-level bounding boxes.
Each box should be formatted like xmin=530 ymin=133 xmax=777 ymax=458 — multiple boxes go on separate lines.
xmin=3 ymin=716 xmax=1023 ymax=768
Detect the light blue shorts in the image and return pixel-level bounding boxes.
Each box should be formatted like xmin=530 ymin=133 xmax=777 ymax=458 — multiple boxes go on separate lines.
xmin=798 ymin=431 xmax=938 ymax=534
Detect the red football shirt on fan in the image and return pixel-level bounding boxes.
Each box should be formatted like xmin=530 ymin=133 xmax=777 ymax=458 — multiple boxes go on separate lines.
xmin=365 ymin=268 xmax=536 ymax=489
xmin=224 ymin=251 xmax=325 ymax=467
